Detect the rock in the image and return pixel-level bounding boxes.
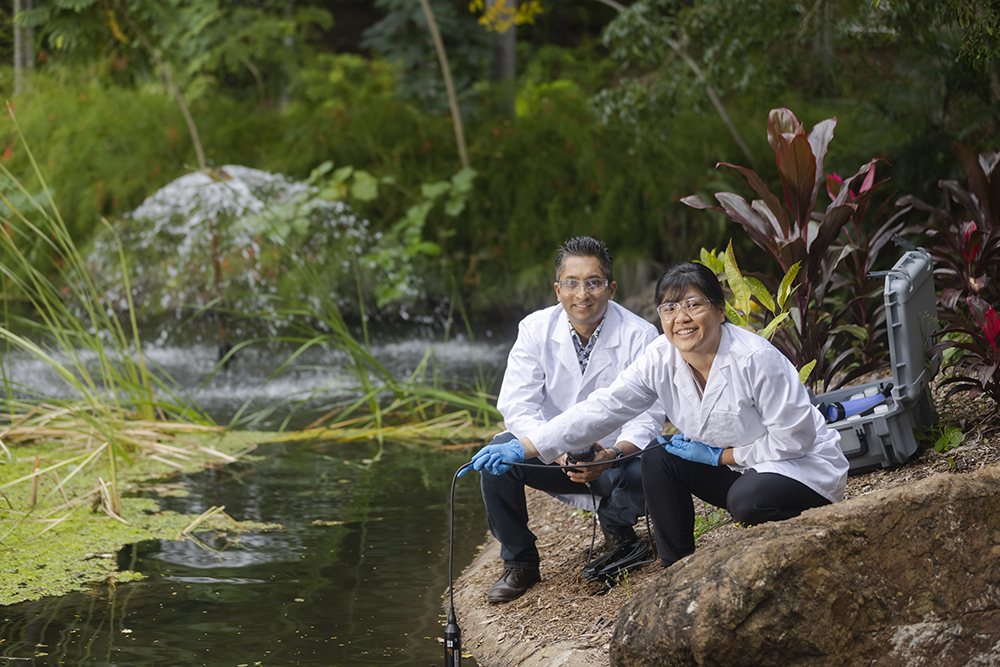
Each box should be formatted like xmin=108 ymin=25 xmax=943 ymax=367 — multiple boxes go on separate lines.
xmin=611 ymin=463 xmax=1000 ymax=667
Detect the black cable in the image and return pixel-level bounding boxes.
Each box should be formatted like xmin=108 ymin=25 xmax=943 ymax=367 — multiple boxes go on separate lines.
xmin=444 ymin=447 xmax=660 ymax=662
xmin=496 ymin=451 xmax=661 ymax=578
xmin=448 ymin=454 xmax=619 ymax=602
xmin=448 ymin=463 xmax=467 ymax=614
xmin=445 ymin=463 xmax=469 ymax=666
xmin=582 ymin=482 xmax=598 ymax=570
xmin=490 ymin=448 xmax=645 ymax=470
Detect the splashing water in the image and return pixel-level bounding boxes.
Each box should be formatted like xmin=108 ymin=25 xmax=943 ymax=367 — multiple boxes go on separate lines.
xmin=86 ymin=165 xmax=378 ymax=318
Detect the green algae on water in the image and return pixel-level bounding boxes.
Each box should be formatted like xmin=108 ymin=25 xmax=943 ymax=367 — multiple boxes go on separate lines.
xmin=0 ymin=430 xmax=281 ymax=607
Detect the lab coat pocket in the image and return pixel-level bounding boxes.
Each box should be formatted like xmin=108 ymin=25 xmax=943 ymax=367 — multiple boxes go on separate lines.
xmin=704 ymin=405 xmax=765 ymax=448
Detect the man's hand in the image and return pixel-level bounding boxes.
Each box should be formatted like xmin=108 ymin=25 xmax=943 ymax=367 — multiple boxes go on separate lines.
xmin=459 ymin=433 xmax=525 ymax=476
xmin=564 ymin=443 xmax=614 ymax=483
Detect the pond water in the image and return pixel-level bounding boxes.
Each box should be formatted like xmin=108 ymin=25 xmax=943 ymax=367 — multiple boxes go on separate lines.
xmin=0 ymin=327 xmax=513 ymax=666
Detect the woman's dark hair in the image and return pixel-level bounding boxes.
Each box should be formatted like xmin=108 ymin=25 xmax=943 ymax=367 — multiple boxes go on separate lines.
xmin=555 ymin=236 xmax=614 ymax=282
xmin=655 ymin=262 xmax=725 ymax=306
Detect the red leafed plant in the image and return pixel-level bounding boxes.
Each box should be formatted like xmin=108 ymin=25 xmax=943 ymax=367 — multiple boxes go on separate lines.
xmin=683 ymin=108 xmax=887 ymax=388
xmin=899 ymin=144 xmax=1000 ymax=309
xmin=930 ymin=295 xmax=1000 ymax=410
xmin=900 ymin=144 xmax=1000 ymax=411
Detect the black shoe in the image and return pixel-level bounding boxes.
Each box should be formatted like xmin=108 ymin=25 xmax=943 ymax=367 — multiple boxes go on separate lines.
xmin=601 ymin=525 xmax=637 ymax=553
xmin=487 ymin=567 xmax=541 ymax=603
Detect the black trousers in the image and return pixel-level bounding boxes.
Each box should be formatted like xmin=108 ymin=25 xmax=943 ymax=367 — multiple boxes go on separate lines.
xmin=480 ymin=436 xmax=645 ymax=570
xmin=641 ymin=445 xmax=831 ymax=567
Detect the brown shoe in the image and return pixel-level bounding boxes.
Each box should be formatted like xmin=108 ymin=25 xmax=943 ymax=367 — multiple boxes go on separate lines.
xmin=487 ymin=567 xmax=541 ymax=603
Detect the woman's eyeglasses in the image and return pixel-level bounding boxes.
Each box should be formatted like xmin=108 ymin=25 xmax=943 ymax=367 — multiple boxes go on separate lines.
xmin=657 ymin=297 xmax=712 ymax=319
xmin=557 ymin=278 xmax=609 ymax=295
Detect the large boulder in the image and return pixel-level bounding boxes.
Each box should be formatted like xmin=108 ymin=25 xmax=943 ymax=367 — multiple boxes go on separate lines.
xmin=611 ymin=463 xmax=1000 ymax=667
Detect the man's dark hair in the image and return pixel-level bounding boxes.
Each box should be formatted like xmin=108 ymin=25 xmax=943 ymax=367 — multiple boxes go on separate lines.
xmin=655 ymin=262 xmax=725 ymax=307
xmin=555 ymin=236 xmax=614 ymax=282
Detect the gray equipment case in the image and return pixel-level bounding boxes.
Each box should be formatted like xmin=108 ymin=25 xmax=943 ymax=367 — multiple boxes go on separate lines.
xmin=812 ymin=248 xmax=940 ymax=474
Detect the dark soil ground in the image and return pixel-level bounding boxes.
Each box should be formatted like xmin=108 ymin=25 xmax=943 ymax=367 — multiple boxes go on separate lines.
xmin=450 ymin=383 xmax=1000 ymax=665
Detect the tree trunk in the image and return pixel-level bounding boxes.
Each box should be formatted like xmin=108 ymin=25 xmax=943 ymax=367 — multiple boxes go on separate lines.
xmin=13 ymin=0 xmax=35 ymax=96
xmin=594 ymin=0 xmax=754 ymax=166
xmin=418 ymin=0 xmax=470 ymax=169
xmin=488 ymin=0 xmax=516 ymax=118
xmin=812 ymin=0 xmax=833 ymax=89
xmin=279 ymin=0 xmax=295 ymax=114
xmin=115 ymin=0 xmax=207 ymax=172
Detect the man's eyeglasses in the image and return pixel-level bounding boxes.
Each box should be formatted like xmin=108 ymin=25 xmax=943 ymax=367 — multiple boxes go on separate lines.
xmin=557 ymin=278 xmax=609 ymax=295
xmin=657 ymin=297 xmax=713 ymax=319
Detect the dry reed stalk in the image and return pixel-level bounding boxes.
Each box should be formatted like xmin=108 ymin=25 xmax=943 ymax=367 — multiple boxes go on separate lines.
xmin=177 ymin=505 xmax=228 ymax=539
xmin=97 ymin=478 xmax=129 ymax=525
xmin=33 ymin=512 xmax=71 ymax=539
xmin=190 ymin=443 xmax=237 ymax=462
xmin=142 ymin=444 xmax=195 ymax=463
xmin=146 ymin=455 xmax=188 ymax=470
xmin=443 ymin=419 xmax=473 ymax=440
xmin=29 ymin=455 xmax=40 ymax=507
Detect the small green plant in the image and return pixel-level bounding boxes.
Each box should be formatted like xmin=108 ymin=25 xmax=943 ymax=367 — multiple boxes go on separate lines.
xmin=333 ymin=166 xmax=478 ymax=307
xmin=612 ymin=568 xmax=633 ymax=599
xmin=921 ymin=423 xmax=965 ymax=454
xmin=693 ymin=506 xmax=731 ymax=541
xmin=931 ymin=296 xmax=1000 ymax=410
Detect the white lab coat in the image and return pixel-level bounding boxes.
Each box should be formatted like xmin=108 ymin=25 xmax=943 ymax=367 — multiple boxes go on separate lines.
xmin=527 ymin=323 xmax=848 ymax=503
xmin=497 ymin=300 xmax=665 ymax=509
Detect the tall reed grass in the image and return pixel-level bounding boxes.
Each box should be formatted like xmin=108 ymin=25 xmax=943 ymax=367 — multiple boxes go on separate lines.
xmin=1 ymin=100 xmax=498 ymax=523
xmin=223 ymin=265 xmax=502 ymax=462
xmin=0 ymin=104 xmax=214 ymax=522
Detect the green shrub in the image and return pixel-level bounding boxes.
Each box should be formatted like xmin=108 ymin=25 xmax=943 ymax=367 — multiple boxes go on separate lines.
xmin=1 ymin=70 xmax=189 ymax=239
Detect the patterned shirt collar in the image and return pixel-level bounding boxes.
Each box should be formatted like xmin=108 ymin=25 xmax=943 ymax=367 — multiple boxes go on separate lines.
xmin=569 ymin=315 xmax=606 ymax=375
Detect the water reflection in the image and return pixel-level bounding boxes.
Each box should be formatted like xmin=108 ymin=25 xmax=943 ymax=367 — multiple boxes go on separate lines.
xmin=0 ymin=440 xmax=487 ymax=666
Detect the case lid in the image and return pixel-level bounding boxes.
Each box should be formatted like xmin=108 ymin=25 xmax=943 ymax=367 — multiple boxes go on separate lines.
xmin=882 ymin=248 xmax=939 ymax=402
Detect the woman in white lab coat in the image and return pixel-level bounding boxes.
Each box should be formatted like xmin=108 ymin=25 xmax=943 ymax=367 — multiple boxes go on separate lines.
xmin=479 ymin=262 xmax=849 ymax=567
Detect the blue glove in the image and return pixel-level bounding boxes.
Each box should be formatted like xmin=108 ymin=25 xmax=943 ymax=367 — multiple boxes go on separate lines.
xmin=657 ymin=433 xmax=723 ymax=466
xmin=459 ymin=432 xmax=525 ymax=476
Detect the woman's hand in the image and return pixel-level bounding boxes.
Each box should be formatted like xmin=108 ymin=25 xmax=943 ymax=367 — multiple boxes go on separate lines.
xmin=658 ymin=433 xmax=723 ymax=466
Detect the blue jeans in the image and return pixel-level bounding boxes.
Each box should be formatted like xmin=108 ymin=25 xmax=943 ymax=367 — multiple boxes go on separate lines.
xmin=480 ymin=432 xmax=645 ymax=570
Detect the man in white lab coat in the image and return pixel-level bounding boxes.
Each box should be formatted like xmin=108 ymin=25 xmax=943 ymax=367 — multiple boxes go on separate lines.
xmin=481 ymin=236 xmax=665 ymax=602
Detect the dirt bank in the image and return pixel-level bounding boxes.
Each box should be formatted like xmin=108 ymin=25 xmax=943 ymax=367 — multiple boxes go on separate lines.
xmin=449 ymin=389 xmax=1000 ymax=667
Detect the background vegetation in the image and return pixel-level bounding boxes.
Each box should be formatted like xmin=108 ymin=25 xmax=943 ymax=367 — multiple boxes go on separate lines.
xmin=0 ymin=1 xmax=992 ymax=316
xmin=1 ymin=0 xmax=998 ymax=392
xmin=1 ymin=0 xmax=999 ymax=611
